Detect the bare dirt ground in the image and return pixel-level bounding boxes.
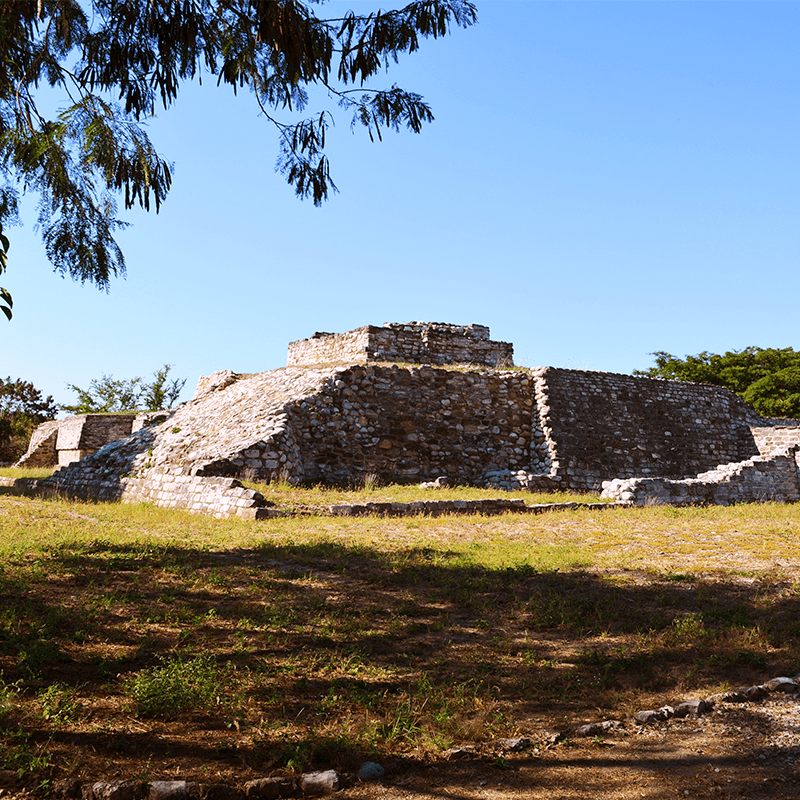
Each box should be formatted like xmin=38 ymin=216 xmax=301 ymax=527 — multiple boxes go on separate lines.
xmin=346 ymin=695 xmax=800 ymax=800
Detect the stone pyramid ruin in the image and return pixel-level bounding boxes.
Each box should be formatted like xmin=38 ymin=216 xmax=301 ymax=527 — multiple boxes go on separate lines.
xmin=16 ymin=322 xmax=800 ymax=516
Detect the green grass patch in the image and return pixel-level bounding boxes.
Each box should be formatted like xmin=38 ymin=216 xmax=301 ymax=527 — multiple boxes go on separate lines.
xmin=127 ymin=654 xmax=237 ymax=719
xmin=240 ymin=478 xmax=603 ymax=511
xmin=0 ymin=492 xmax=798 ymax=782
xmin=0 ymin=467 xmax=56 ymax=480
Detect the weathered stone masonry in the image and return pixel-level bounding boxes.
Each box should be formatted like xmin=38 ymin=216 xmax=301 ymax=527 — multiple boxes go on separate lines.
xmin=22 ymin=321 xmax=800 ymax=515
xmin=536 ymin=367 xmax=761 ymax=491
xmin=287 ymin=322 xmax=514 ymax=368
xmin=16 ymin=411 xmax=167 ymax=467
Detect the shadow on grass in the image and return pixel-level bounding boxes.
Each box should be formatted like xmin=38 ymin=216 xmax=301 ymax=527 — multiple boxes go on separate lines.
xmin=0 ymin=539 xmax=798 ymax=783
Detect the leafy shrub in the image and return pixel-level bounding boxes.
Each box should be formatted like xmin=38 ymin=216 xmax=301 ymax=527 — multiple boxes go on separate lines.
xmin=743 ymin=367 xmax=800 ymax=418
xmin=0 ymin=378 xmax=57 ymax=462
xmin=0 ymin=673 xmax=21 ymax=724
xmin=127 ymin=654 xmax=232 ymax=719
xmin=38 ymin=683 xmax=82 ymax=726
xmin=636 ymin=347 xmax=800 ymax=418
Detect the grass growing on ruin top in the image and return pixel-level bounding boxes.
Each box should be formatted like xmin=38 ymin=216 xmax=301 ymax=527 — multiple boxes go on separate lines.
xmin=0 ymin=491 xmax=798 ymax=785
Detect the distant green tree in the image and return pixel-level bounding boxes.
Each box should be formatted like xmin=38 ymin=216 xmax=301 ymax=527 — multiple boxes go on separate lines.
xmin=63 ymin=364 xmax=186 ymax=413
xmin=635 ymin=347 xmax=800 ymax=418
xmin=140 ymin=365 xmax=187 ymax=412
xmin=742 ymin=367 xmax=800 ymax=418
xmin=0 ymin=377 xmax=57 ymax=462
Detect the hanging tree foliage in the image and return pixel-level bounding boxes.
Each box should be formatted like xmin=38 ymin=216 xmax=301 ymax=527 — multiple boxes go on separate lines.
xmin=0 ymin=0 xmax=478 ymax=316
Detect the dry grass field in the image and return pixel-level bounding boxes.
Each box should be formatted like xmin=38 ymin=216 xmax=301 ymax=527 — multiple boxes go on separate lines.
xmin=0 ymin=477 xmax=798 ymax=798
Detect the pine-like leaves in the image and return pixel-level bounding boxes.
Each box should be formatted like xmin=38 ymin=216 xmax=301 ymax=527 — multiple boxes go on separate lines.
xmin=0 ymin=0 xmax=477 ymax=310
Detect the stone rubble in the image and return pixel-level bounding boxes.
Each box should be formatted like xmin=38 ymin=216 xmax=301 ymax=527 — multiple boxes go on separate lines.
xmin=600 ymin=445 xmax=800 ymax=505
xmin=3 ymin=677 xmax=798 ymax=799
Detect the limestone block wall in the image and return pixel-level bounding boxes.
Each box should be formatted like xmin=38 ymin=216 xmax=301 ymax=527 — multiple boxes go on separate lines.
xmin=18 ymin=412 xmax=169 ymax=467
xmin=535 ymin=368 xmax=760 ymax=490
xmin=752 ymin=426 xmax=800 ymax=455
xmin=287 ymin=323 xmax=514 ymax=368
xmin=41 ymin=462 xmax=269 ymax=519
xmin=600 ymin=447 xmax=800 ymax=506
xmin=14 ymin=420 xmax=60 ymax=467
xmin=287 ymin=328 xmax=372 ymax=366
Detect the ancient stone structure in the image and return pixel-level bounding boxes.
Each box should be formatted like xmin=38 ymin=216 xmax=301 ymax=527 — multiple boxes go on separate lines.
xmin=16 ymin=412 xmax=168 ymax=467
xmin=21 ymin=322 xmax=800 ymax=515
xmin=287 ymin=322 xmax=514 ymax=368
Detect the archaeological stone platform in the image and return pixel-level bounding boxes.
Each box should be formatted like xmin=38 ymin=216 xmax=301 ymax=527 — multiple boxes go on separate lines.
xmin=21 ymin=321 xmax=800 ymax=516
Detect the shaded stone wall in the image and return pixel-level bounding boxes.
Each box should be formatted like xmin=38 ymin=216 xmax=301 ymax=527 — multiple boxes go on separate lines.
xmin=535 ymin=368 xmax=760 ymax=490
xmin=287 ymin=323 xmax=513 ymax=368
xmin=284 ymin=365 xmax=539 ymax=485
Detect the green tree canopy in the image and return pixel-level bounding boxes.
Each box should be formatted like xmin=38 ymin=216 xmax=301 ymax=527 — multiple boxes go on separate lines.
xmin=0 ymin=0 xmax=477 ymax=317
xmin=0 ymin=377 xmax=58 ymax=462
xmin=635 ymin=347 xmax=800 ymax=418
xmin=63 ymin=364 xmax=187 ymax=413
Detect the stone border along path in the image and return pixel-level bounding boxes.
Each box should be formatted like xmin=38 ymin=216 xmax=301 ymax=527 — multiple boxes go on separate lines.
xmin=0 ymin=477 xmax=626 ymax=518
xmin=1 ymin=673 xmax=796 ymax=799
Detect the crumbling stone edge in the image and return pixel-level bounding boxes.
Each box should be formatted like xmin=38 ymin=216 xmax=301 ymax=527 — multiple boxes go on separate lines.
xmin=444 ymin=672 xmax=800 ymax=760
xmin=0 ymin=476 xmax=629 ymax=518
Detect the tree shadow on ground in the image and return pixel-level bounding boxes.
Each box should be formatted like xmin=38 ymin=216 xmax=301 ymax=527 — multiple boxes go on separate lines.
xmin=0 ymin=538 xmax=798 ymax=789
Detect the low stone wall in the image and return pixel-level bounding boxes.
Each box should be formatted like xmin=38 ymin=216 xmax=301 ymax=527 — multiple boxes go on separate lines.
xmin=329 ymin=498 xmax=621 ymax=517
xmin=16 ymin=412 xmax=169 ymax=468
xmin=38 ymin=462 xmax=271 ymax=519
xmin=600 ymin=446 xmax=800 ymax=506
xmin=287 ymin=322 xmax=513 ymax=368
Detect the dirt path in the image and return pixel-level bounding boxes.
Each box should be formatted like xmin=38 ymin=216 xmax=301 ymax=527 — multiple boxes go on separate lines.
xmin=346 ymin=695 xmax=800 ymax=799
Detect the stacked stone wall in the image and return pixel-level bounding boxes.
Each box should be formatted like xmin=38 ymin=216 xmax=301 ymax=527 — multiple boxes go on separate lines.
xmin=40 ymin=463 xmax=269 ymax=519
xmin=287 ymin=328 xmax=372 ymax=367
xmin=17 ymin=412 xmax=170 ymax=468
xmin=287 ymin=323 xmax=513 ymax=368
xmin=15 ymin=420 xmax=60 ymax=467
xmin=752 ymin=426 xmax=800 ymax=455
xmin=283 ymin=365 xmax=539 ymax=484
xmin=536 ymin=368 xmax=760 ymax=490
xmin=601 ymin=447 xmax=800 ymax=506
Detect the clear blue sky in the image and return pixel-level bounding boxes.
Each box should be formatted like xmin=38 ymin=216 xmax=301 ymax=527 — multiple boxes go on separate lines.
xmin=5 ymin=1 xmax=799 ymax=409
